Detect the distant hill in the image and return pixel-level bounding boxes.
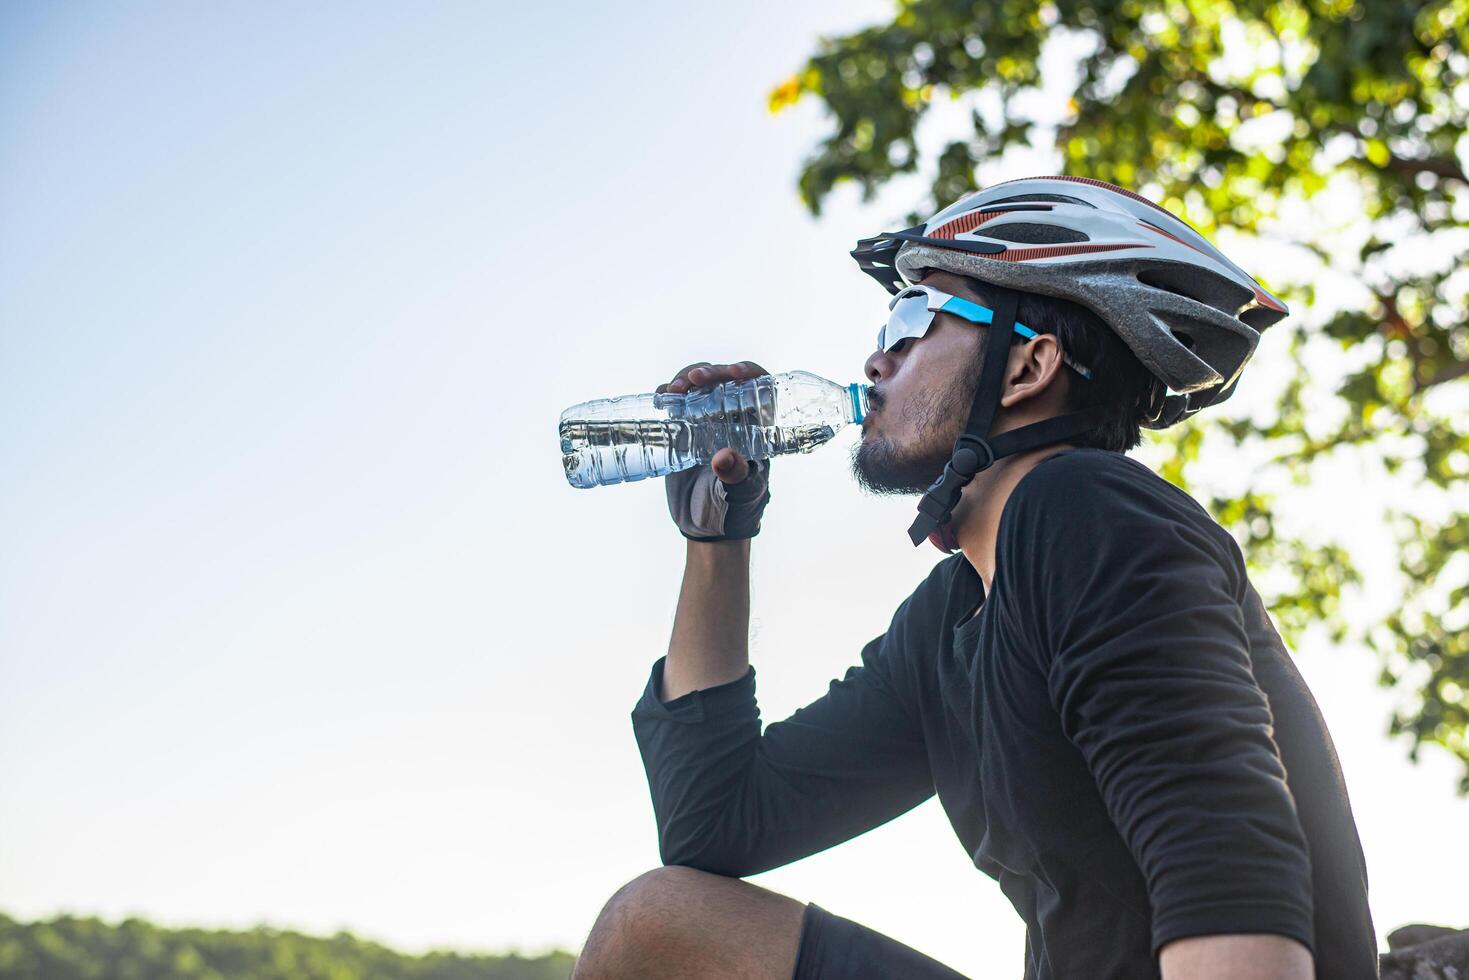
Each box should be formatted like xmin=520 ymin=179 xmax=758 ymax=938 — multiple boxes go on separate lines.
xmin=0 ymin=912 xmax=576 ymax=980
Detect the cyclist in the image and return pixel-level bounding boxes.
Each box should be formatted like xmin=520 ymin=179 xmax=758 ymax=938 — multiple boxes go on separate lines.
xmin=571 ymin=177 xmax=1377 ymax=979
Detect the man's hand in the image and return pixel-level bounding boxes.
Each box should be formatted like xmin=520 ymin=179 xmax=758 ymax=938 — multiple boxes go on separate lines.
xmin=1159 ymin=933 xmax=1314 ymax=979
xmin=659 ymin=361 xmax=773 ymax=542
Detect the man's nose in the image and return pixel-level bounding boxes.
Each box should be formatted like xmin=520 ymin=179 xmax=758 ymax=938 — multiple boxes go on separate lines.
xmin=864 ymin=347 xmax=895 ymax=384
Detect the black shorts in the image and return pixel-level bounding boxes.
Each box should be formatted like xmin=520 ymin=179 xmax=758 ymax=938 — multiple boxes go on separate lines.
xmin=793 ymin=903 xmax=971 ymax=979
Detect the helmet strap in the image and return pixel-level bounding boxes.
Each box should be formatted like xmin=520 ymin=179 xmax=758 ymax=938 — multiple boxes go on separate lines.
xmin=907 ymin=285 xmax=1104 ymax=549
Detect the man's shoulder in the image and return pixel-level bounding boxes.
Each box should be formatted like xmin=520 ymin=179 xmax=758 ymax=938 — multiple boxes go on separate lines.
xmin=1022 ymin=447 xmax=1157 ymax=491
xmin=1013 ymin=448 xmax=1209 ymax=523
xmin=1007 ymin=448 xmax=1243 ymax=577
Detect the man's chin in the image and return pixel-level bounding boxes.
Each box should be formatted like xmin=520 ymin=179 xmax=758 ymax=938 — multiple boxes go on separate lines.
xmin=849 ymin=436 xmax=944 ymax=497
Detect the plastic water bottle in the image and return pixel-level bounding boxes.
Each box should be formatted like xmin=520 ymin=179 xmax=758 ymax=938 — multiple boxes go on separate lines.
xmin=559 ymin=370 xmax=871 ymax=489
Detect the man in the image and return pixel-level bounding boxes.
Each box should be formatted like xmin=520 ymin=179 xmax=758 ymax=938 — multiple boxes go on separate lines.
xmin=572 ymin=177 xmax=1377 ymax=979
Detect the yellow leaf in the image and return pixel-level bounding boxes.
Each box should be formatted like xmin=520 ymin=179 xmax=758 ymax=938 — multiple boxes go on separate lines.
xmin=767 ymin=75 xmax=803 ymax=114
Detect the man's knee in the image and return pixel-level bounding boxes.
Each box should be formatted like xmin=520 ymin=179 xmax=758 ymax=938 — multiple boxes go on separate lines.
xmin=575 ymin=866 xmax=802 ymax=979
xmin=617 ymin=864 xmax=721 ymax=909
xmin=583 ymin=866 xmax=726 ymax=957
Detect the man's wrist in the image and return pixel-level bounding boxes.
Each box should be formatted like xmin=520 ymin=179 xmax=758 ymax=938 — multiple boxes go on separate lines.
xmin=686 ymin=537 xmax=752 ymax=558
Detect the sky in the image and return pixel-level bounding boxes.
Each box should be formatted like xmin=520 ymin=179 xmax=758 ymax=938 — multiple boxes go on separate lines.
xmin=2 ymin=2 xmax=1467 ymax=975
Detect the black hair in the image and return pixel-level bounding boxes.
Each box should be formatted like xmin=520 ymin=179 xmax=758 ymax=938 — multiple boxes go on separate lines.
xmin=962 ymin=278 xmax=1157 ymax=453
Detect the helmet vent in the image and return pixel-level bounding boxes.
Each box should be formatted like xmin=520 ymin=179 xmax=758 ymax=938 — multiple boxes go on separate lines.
xmin=1239 ymin=306 xmax=1277 ymax=329
xmin=982 ymin=222 xmax=1089 ymax=245
xmin=986 ymin=193 xmax=1093 ymax=207
xmin=1138 ymin=265 xmax=1252 ymax=316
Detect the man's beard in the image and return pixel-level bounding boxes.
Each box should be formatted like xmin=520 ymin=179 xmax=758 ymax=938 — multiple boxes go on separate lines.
xmin=849 ymin=365 xmax=977 ymax=496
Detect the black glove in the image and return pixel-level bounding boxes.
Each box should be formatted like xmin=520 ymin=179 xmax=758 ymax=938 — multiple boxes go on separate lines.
xmin=665 ymin=454 xmax=772 ymax=541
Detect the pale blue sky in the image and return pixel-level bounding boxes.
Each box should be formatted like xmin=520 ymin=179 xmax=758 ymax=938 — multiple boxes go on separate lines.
xmin=2 ymin=2 xmax=1466 ymax=973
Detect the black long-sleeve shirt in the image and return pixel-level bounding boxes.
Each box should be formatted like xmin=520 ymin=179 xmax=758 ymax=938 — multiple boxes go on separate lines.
xmin=632 ymin=447 xmax=1377 ymax=979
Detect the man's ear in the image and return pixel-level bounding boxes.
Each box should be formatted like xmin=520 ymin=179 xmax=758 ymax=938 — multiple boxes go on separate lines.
xmin=999 ymin=334 xmax=1068 ymax=409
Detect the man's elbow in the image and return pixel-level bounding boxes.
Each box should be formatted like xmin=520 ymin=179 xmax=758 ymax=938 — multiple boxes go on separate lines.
xmin=1159 ymin=933 xmax=1314 ymax=980
xmin=656 ymin=824 xmax=762 ymax=879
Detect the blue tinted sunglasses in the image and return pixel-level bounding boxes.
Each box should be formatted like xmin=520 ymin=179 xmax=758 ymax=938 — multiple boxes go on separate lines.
xmin=878 ymin=284 xmax=1093 ymax=381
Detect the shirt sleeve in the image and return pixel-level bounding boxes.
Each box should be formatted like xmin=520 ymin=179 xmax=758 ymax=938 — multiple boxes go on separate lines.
xmin=1007 ymin=457 xmax=1316 ymax=957
xmin=630 ymin=599 xmax=934 ymax=878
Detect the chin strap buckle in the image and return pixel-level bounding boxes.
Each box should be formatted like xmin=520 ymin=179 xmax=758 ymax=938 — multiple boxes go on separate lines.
xmin=948 ymin=434 xmax=995 ymax=477
xmin=907 ymin=435 xmax=996 ymax=546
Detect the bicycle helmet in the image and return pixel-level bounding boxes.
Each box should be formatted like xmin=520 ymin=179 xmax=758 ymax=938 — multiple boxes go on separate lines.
xmin=850 ymin=175 xmax=1288 ymax=550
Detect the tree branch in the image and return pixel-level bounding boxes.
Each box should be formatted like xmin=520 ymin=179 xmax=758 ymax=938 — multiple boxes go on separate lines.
xmin=1376 ymin=291 xmax=1429 ymax=387
xmin=1316 ymin=120 xmax=1468 ymax=186
xmin=1423 ymin=359 xmax=1469 ymax=389
xmin=1383 ymin=152 xmax=1468 ymax=184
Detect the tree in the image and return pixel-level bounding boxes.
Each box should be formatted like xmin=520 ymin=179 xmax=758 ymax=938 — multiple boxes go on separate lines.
xmin=771 ymin=0 xmax=1469 ymax=789
xmin=0 ymin=912 xmax=577 ymax=980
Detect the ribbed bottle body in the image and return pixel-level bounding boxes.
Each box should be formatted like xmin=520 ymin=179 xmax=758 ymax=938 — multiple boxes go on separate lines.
xmin=559 ymin=370 xmax=868 ymax=488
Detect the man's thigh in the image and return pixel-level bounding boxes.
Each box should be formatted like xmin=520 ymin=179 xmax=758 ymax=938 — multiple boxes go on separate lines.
xmin=794 ymin=903 xmax=970 ymax=980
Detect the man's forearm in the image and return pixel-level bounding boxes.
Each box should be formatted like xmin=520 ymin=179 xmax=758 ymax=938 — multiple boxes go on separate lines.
xmin=660 ymin=538 xmax=751 ymax=702
xmin=1159 ymin=933 xmax=1314 ymax=980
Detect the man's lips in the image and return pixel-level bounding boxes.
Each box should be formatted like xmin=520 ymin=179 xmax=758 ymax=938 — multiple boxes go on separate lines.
xmin=864 ymin=389 xmax=884 ymax=426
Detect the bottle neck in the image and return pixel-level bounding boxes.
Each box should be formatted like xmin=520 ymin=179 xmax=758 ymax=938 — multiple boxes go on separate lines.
xmin=848 ymin=383 xmax=870 ymax=424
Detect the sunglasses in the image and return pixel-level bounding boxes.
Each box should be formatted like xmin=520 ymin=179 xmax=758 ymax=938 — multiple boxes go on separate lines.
xmin=877 ymin=284 xmax=1093 ymax=381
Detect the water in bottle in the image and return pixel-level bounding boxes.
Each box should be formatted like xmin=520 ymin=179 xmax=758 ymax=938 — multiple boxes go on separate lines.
xmin=559 ymin=370 xmax=871 ymax=488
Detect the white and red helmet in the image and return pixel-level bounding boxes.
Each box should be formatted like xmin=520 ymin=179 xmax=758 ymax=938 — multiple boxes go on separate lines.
xmin=851 ymin=176 xmax=1288 ymax=427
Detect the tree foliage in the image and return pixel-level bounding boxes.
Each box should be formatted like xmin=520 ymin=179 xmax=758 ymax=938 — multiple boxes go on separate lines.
xmin=0 ymin=912 xmax=575 ymax=980
xmin=772 ymin=0 xmax=1469 ymax=789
